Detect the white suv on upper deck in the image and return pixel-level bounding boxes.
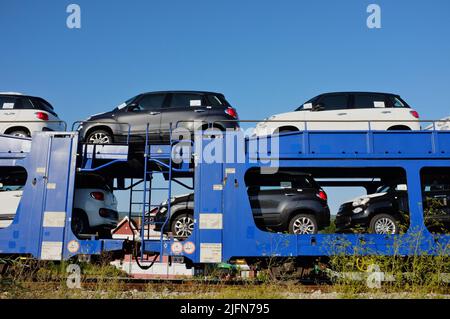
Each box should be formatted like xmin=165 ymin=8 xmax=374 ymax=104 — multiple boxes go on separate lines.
xmin=0 ymin=92 xmax=64 ymax=137
xmin=255 ymin=92 xmax=421 ymax=136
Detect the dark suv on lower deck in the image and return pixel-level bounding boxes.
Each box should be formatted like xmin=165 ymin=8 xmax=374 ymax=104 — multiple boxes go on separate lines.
xmin=151 ymin=171 xmax=330 ymax=238
xmin=336 ymin=181 xmax=450 ymax=234
xmin=78 ymin=91 xmax=239 ymax=145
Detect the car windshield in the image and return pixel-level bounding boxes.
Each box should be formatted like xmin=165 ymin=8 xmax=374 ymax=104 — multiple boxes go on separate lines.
xmin=115 ymin=96 xmax=137 ymax=110
xmin=295 ymin=98 xmax=316 ymax=111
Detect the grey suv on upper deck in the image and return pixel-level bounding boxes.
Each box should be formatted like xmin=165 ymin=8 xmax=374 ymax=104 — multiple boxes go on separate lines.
xmin=78 ymin=91 xmax=239 ymax=145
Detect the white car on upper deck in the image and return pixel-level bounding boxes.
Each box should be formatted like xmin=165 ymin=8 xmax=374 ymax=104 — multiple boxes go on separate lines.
xmin=0 ymin=92 xmax=64 ymax=137
xmin=254 ymin=92 xmax=421 ymax=136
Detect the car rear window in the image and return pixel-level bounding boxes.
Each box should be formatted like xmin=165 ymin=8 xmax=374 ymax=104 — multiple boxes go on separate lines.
xmin=387 ymin=96 xmax=410 ymax=108
xmin=75 ymin=174 xmax=110 ymax=191
xmin=206 ymin=94 xmax=230 ymax=107
xmin=31 ymin=98 xmax=56 ymax=113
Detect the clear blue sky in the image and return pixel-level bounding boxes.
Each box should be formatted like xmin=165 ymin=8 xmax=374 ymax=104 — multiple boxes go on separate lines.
xmin=1 ymin=0 xmax=450 ymax=216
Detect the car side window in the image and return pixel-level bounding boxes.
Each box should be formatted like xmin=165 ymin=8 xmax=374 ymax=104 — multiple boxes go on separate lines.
xmin=135 ymin=94 xmax=166 ymax=111
xmin=0 ymin=96 xmax=18 ymax=110
xmin=169 ymin=94 xmax=205 ymax=108
xmin=316 ymin=94 xmax=349 ymax=110
xmin=353 ymin=94 xmax=386 ymax=109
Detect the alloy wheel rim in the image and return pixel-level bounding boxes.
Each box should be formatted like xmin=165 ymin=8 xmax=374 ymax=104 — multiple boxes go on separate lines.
xmin=88 ymin=132 xmax=111 ymax=144
xmin=292 ymin=217 xmax=316 ymax=234
xmin=174 ymin=217 xmax=194 ymax=237
xmin=374 ymin=218 xmax=396 ymax=234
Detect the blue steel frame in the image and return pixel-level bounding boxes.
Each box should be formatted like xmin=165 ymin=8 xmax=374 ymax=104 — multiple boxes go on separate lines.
xmin=143 ymin=129 xmax=450 ymax=263
xmin=0 ymin=132 xmax=124 ymax=260
xmin=0 ymin=128 xmax=449 ymax=262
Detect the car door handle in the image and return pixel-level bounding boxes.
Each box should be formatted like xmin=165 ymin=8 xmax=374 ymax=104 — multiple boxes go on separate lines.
xmin=382 ymin=111 xmax=392 ymax=114
xmin=194 ymin=109 xmax=206 ymax=113
xmin=284 ymin=193 xmax=296 ymax=196
xmin=149 ymin=112 xmax=160 ymax=115
xmin=337 ymin=113 xmax=347 ymax=116
xmin=4 ymin=112 xmax=15 ymax=116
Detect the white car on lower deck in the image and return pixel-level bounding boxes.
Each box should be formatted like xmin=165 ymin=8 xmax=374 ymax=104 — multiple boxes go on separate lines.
xmin=0 ymin=172 xmax=118 ymax=237
xmin=0 ymin=92 xmax=65 ymax=137
xmin=254 ymin=92 xmax=421 ymax=136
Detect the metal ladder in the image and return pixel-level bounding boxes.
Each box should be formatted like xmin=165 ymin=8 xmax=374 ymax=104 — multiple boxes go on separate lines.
xmin=135 ymin=125 xmax=175 ymax=267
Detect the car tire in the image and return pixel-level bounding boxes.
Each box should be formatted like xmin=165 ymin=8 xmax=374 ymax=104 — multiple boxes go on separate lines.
xmin=8 ymin=130 xmax=30 ymax=138
xmin=86 ymin=129 xmax=113 ymax=144
xmin=369 ymin=214 xmax=399 ymax=234
xmin=72 ymin=211 xmax=91 ymax=235
xmin=288 ymin=214 xmax=318 ymax=235
xmin=171 ymin=213 xmax=194 ymax=239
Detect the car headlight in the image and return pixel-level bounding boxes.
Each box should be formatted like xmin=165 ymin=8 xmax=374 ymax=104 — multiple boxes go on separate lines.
xmin=352 ymin=197 xmax=370 ymax=207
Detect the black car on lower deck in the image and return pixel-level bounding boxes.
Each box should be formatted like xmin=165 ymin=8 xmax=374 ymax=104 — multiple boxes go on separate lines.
xmin=152 ymin=171 xmax=330 ymax=238
xmin=77 ymin=91 xmax=239 ymax=145
xmin=336 ymin=181 xmax=450 ymax=234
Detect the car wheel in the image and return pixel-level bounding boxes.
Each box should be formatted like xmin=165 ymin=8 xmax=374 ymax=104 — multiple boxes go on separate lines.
xmin=72 ymin=211 xmax=90 ymax=235
xmin=171 ymin=213 xmax=194 ymax=238
xmin=289 ymin=214 xmax=318 ymax=235
xmin=9 ymin=130 xmax=30 ymax=138
xmin=369 ymin=214 xmax=398 ymax=234
xmin=86 ymin=129 xmax=113 ymax=144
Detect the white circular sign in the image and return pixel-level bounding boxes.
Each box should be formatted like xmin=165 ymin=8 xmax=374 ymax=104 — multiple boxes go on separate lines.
xmin=171 ymin=242 xmax=183 ymax=255
xmin=67 ymin=240 xmax=80 ymax=253
xmin=183 ymin=241 xmax=196 ymax=254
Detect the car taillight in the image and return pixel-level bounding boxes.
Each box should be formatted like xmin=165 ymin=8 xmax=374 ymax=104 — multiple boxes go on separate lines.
xmin=317 ymin=190 xmax=328 ymax=201
xmin=225 ymin=107 xmax=238 ymax=119
xmin=90 ymin=191 xmax=104 ymax=201
xmin=35 ymin=112 xmax=49 ymax=121
xmin=410 ymin=110 xmax=419 ymax=119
